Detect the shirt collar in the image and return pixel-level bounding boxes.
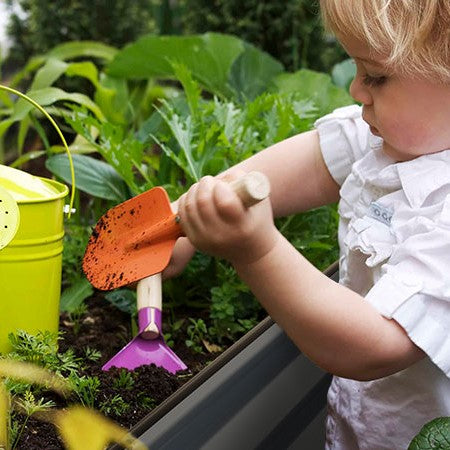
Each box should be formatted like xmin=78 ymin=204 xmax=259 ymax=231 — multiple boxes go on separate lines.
xmin=396 ymin=149 xmax=450 ymax=208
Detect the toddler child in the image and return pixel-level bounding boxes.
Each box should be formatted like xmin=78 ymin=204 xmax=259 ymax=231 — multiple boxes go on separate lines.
xmin=164 ymin=1 xmax=450 ymax=448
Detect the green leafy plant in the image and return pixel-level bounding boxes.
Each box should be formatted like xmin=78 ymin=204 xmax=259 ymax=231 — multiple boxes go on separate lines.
xmin=185 ymin=318 xmax=207 ymax=354
xmin=99 ymin=394 xmax=130 ymax=417
xmin=66 ymin=302 xmax=88 ymax=336
xmin=136 ymin=393 xmax=157 ymax=411
xmin=4 ymin=31 xmax=352 ymax=352
xmin=61 ymin=224 xmax=92 ymax=288
xmin=113 ymin=370 xmax=135 ymax=391
xmin=47 ymin=62 xmax=350 ymax=347
xmin=6 ymin=330 xmax=81 ymax=377
xmin=69 ymin=375 xmax=101 ymax=409
xmin=12 ymin=390 xmax=56 ymax=449
xmin=84 ymin=347 xmax=101 ymax=363
xmin=408 ymin=417 xmax=450 ymax=450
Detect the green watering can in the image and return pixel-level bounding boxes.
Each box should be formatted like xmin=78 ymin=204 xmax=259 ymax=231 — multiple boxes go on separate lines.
xmin=0 ymin=185 xmax=20 ymax=250
xmin=0 ymin=85 xmax=75 ymax=353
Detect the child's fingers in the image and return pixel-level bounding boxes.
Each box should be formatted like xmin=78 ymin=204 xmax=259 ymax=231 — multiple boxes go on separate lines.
xmin=213 ymin=179 xmax=246 ymax=222
xmin=179 ymin=177 xmax=216 ymax=236
xmin=195 ymin=176 xmax=216 ymax=222
xmin=178 ymin=187 xmax=200 ymax=237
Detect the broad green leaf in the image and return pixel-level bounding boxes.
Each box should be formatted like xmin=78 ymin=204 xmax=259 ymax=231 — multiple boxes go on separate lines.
xmin=10 ymin=42 xmax=117 ymax=88
xmin=66 ymin=61 xmax=100 ymax=88
xmin=12 ymin=87 xmax=105 ymax=121
xmin=94 ymin=74 xmax=129 ymax=124
xmin=46 ymin=154 xmax=128 ymax=202
xmin=49 ymin=142 xmax=97 ymax=155
xmin=273 ymin=69 xmax=354 ymax=115
xmin=0 ymin=90 xmax=14 ymax=108
xmin=30 ymin=58 xmax=68 ymax=90
xmin=228 ymin=44 xmax=284 ymax=101
xmin=17 ymin=115 xmax=32 ymax=155
xmin=0 ymin=119 xmax=14 ymax=140
xmin=332 ymin=59 xmax=356 ymax=90
xmin=408 ymin=417 xmax=450 ymax=450
xmin=10 ymin=150 xmax=47 ymax=168
xmin=60 ymin=278 xmax=94 ymax=313
xmin=107 ymin=33 xmax=246 ymax=98
xmin=47 ymin=41 xmax=118 ymax=63
xmin=9 ymin=56 xmax=46 ymax=88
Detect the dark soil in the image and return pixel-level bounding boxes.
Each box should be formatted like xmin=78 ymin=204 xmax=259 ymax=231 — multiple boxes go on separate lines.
xmin=15 ymin=293 xmax=223 ymax=449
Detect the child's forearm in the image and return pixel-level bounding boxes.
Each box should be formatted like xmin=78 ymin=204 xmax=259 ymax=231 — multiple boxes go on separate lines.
xmin=223 ymin=130 xmax=340 ymax=217
xmin=233 ymin=233 xmax=425 ymax=381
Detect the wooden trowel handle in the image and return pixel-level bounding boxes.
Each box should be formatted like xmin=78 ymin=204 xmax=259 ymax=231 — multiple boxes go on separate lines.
xmin=137 ymin=171 xmax=270 ymax=245
xmin=227 ymin=171 xmax=270 ymax=208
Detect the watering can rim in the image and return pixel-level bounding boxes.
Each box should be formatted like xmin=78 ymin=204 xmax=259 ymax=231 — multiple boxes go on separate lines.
xmin=12 ymin=177 xmax=68 ymax=205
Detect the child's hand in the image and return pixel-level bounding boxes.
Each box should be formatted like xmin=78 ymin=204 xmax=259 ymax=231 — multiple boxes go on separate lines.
xmin=161 ymin=237 xmax=196 ymax=279
xmin=177 ymin=173 xmax=279 ymax=266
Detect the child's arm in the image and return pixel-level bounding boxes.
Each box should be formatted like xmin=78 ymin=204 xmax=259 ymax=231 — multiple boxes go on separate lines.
xmin=163 ymin=129 xmax=340 ymax=278
xmin=177 ymin=174 xmax=425 ymax=382
xmin=224 ymin=129 xmax=340 ymax=216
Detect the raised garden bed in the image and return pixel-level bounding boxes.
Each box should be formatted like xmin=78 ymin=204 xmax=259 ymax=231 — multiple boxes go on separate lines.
xmin=13 ymin=263 xmax=338 ymax=449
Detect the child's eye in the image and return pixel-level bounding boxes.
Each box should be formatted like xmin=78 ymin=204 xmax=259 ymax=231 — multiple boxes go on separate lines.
xmin=362 ymin=74 xmax=387 ymax=87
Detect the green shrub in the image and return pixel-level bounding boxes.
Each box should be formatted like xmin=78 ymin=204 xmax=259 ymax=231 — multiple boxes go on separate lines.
xmin=181 ymin=0 xmax=347 ymax=72
xmin=5 ymin=0 xmax=156 ymax=66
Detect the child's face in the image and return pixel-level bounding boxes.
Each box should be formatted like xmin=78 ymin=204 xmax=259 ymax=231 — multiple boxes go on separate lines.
xmin=340 ymin=35 xmax=450 ymax=162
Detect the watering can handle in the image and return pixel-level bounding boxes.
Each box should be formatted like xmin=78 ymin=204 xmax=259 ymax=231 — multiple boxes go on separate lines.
xmin=0 ymin=85 xmax=76 ymax=218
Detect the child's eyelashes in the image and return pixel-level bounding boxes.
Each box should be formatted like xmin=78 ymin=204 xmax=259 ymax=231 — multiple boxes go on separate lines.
xmin=362 ymin=74 xmax=387 ymax=87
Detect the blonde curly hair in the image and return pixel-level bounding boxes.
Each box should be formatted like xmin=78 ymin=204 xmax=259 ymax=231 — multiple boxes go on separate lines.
xmin=320 ymin=0 xmax=450 ymax=83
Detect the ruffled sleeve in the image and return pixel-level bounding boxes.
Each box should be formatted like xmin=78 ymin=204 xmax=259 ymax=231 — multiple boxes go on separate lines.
xmin=365 ymin=194 xmax=450 ymax=377
xmin=315 ymin=105 xmax=371 ymax=186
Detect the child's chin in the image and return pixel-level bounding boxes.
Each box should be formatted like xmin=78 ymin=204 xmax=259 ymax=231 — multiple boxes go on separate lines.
xmin=382 ymin=143 xmax=413 ymax=162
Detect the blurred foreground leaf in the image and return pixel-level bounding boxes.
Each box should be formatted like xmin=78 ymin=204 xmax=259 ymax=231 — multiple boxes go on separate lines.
xmin=54 ymin=406 xmax=147 ymax=450
xmin=0 ymin=360 xmax=69 ymax=397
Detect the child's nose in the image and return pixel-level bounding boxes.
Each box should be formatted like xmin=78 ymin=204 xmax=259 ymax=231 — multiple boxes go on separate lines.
xmin=349 ymin=76 xmax=373 ymax=105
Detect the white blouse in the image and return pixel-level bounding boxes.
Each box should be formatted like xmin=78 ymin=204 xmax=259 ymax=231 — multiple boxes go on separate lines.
xmin=315 ymin=105 xmax=450 ymax=450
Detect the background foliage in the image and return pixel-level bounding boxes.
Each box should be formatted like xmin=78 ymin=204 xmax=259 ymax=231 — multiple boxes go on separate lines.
xmin=0 ymin=31 xmax=353 ymax=347
xmin=4 ymin=0 xmax=346 ymax=74
xmin=4 ymin=0 xmax=156 ymax=66
xmin=181 ymin=0 xmax=347 ymax=72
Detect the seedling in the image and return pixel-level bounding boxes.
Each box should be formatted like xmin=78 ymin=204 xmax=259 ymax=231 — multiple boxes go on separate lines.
xmin=113 ymin=370 xmax=135 ymax=391
xmin=185 ymin=318 xmax=207 ymax=354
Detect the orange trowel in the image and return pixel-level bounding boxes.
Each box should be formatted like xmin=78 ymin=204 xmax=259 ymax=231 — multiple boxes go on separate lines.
xmin=82 ymin=172 xmax=270 ymax=290
xmin=82 ymin=172 xmax=270 ymax=373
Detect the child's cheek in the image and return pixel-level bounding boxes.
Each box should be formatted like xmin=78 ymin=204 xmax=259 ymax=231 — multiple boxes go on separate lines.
xmin=384 ymin=116 xmax=422 ymax=150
